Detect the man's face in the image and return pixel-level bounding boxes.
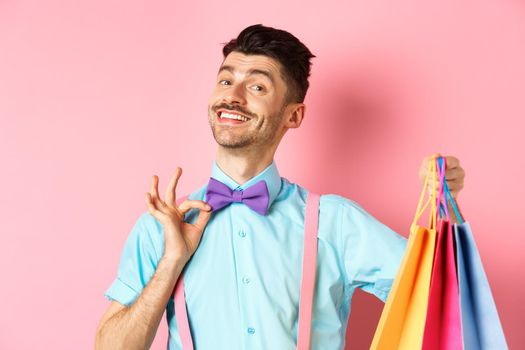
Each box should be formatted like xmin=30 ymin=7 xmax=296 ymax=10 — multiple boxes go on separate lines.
xmin=208 ymin=52 xmax=290 ymax=150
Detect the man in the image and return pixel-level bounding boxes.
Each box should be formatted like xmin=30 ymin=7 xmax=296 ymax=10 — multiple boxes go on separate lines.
xmin=95 ymin=24 xmax=465 ymax=349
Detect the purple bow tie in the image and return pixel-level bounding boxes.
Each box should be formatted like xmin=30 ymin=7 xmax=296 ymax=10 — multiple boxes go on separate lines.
xmin=205 ymin=177 xmax=270 ymax=216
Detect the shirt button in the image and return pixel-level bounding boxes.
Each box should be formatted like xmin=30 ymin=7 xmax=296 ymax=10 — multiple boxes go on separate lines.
xmin=247 ymin=327 xmax=255 ymax=334
xmin=238 ymin=230 xmax=247 ymax=238
xmin=242 ymin=276 xmax=251 ymax=284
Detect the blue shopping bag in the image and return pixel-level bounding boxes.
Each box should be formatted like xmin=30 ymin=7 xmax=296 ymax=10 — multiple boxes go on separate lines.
xmin=454 ymin=222 xmax=508 ymax=349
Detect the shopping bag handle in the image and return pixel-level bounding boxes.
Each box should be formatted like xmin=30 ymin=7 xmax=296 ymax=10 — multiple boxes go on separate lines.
xmin=436 ymin=157 xmax=450 ymax=220
xmin=438 ymin=156 xmax=465 ymax=224
xmin=412 ymin=155 xmax=438 ymax=232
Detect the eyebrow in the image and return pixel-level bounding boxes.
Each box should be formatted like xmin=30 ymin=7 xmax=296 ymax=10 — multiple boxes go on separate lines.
xmin=218 ymin=65 xmax=275 ymax=84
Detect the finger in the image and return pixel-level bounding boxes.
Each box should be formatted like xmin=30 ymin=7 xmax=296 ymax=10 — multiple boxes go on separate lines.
xmin=445 ymin=167 xmax=465 ymax=181
xmin=178 ymin=200 xmax=212 ymax=215
xmin=446 ymin=179 xmax=464 ymax=193
xmin=165 ymin=167 xmax=182 ymax=206
xmin=193 ymin=208 xmax=212 ymax=233
xmin=145 ymin=192 xmax=163 ymax=217
xmin=425 ymin=153 xmax=441 ymax=161
xmin=422 ymin=154 xmax=439 ymax=170
xmin=427 ymin=174 xmax=464 ymax=192
xmin=420 ymin=154 xmax=441 ymax=181
xmin=429 ymin=153 xmax=442 ymax=165
xmin=444 ymin=155 xmax=460 ymax=169
xmin=150 ymin=175 xmax=166 ymax=209
xmin=426 ymin=179 xmax=442 ymax=194
xmin=151 ymin=175 xmax=161 ymax=198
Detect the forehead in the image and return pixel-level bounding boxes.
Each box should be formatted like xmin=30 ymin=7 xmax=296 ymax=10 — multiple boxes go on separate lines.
xmin=219 ymin=52 xmax=285 ymax=81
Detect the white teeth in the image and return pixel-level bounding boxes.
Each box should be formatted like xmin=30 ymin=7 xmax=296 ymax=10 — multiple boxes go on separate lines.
xmin=220 ymin=112 xmax=248 ymax=122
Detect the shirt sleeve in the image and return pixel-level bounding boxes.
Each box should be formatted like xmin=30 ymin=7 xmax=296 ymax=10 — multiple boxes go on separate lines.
xmin=339 ymin=198 xmax=408 ymax=302
xmin=104 ymin=212 xmax=164 ymax=306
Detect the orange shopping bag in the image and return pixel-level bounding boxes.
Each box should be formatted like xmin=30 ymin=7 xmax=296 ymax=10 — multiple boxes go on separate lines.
xmin=370 ymin=157 xmax=439 ymax=350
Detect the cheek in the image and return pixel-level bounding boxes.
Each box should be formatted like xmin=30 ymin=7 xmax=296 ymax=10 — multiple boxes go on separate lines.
xmin=208 ymin=88 xmax=224 ymax=105
xmin=208 ymin=94 xmax=217 ymax=108
xmin=250 ymin=96 xmax=276 ymax=113
xmin=267 ymin=93 xmax=286 ymax=114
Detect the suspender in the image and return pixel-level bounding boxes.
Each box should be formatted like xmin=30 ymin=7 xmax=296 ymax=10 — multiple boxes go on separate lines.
xmin=174 ymin=195 xmax=194 ymax=350
xmin=297 ymin=192 xmax=320 ymax=349
xmin=174 ymin=271 xmax=193 ymax=349
xmin=173 ymin=192 xmax=321 ymax=349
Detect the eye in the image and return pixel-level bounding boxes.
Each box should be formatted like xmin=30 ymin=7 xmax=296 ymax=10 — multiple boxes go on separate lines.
xmin=251 ymin=85 xmax=264 ymax=92
xmin=219 ymin=79 xmax=231 ymax=86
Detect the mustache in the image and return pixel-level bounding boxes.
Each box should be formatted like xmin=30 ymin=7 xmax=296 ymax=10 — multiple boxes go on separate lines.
xmin=211 ymin=103 xmax=256 ymax=119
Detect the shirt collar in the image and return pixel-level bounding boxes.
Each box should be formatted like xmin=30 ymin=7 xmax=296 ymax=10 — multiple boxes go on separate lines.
xmin=210 ymin=160 xmax=282 ymax=210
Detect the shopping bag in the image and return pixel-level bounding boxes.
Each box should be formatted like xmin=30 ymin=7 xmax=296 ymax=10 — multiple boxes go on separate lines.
xmin=422 ymin=158 xmax=462 ymax=350
xmin=371 ymin=158 xmax=438 ymax=350
xmin=452 ymin=210 xmax=508 ymax=348
xmin=421 ymin=219 xmax=462 ymax=349
xmin=433 ymin=159 xmax=508 ymax=349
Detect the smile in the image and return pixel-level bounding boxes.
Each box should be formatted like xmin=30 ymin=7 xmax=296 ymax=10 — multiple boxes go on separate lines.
xmin=216 ymin=110 xmax=251 ymax=124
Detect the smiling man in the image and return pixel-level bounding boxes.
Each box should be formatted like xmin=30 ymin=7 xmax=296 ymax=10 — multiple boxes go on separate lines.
xmin=95 ymin=24 xmax=465 ymax=350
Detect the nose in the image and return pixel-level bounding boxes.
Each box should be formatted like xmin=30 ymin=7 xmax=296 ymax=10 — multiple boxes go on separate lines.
xmin=222 ymin=83 xmax=246 ymax=105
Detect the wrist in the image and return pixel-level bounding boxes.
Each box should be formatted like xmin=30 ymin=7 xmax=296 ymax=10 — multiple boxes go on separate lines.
xmin=160 ymin=253 xmax=188 ymax=272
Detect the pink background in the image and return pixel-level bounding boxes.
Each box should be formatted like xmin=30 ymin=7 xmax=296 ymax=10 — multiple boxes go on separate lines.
xmin=1 ymin=0 xmax=523 ymax=349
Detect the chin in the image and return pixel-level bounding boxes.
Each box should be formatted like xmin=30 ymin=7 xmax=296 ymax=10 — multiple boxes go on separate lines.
xmin=216 ymin=139 xmax=252 ymax=149
xmin=213 ymin=134 xmax=255 ymax=148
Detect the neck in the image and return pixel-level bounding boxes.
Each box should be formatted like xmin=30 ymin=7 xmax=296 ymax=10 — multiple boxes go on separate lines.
xmin=215 ymin=145 xmax=276 ymax=185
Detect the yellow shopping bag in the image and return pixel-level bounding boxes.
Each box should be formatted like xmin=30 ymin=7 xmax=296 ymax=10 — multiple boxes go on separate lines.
xmin=371 ymin=158 xmax=439 ymax=350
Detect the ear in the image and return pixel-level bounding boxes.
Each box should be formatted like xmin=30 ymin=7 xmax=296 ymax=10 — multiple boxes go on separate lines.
xmin=283 ymin=103 xmax=306 ymax=129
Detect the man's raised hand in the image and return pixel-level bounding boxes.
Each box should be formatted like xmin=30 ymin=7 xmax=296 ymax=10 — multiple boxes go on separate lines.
xmin=145 ymin=167 xmax=212 ymax=264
